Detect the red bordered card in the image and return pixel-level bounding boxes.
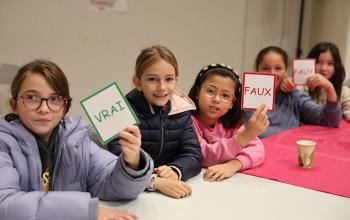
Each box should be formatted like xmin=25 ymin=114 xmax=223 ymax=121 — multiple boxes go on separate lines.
xmin=241 ymin=72 xmax=276 ymax=111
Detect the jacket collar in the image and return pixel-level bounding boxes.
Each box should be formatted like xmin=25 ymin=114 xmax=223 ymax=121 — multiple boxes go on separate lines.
xmin=169 ymin=89 xmax=196 ymax=115
xmin=126 ymin=89 xmax=170 ymax=115
xmin=126 ymin=89 xmax=196 ymax=116
xmin=0 ymin=117 xmax=89 ymax=150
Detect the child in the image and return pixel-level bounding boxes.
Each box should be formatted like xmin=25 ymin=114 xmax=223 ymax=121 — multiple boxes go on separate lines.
xmin=0 ymin=60 xmax=154 ymax=220
xmin=281 ymin=42 xmax=350 ymax=121
xmin=188 ymin=63 xmax=268 ymax=181
xmin=108 ymin=45 xmax=202 ymax=199
xmin=245 ymin=46 xmax=342 ymax=138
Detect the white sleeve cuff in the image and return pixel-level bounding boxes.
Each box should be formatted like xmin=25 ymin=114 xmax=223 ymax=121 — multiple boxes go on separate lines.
xmin=169 ymin=166 xmax=182 ymax=180
xmin=146 ymin=174 xmax=157 ymax=191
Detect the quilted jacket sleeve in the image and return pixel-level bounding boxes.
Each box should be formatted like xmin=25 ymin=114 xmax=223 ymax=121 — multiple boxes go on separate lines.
xmin=0 ymin=143 xmax=98 ymax=220
xmin=87 ymin=140 xmax=154 ymax=200
xmin=0 ymin=137 xmax=153 ymax=220
xmin=168 ymin=112 xmax=203 ymax=181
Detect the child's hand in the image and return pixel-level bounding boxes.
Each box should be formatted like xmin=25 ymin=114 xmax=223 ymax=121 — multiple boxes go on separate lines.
xmin=98 ymin=207 xmax=138 ymax=220
xmin=156 ymin=165 xmax=179 ymax=180
xmin=203 ymin=160 xmax=242 ymax=182
xmin=118 ymin=125 xmax=141 ymax=170
xmin=306 ymin=73 xmax=332 ymax=91
xmin=154 ymin=178 xmax=191 ymax=199
xmin=280 ymin=76 xmax=296 ymax=92
xmin=246 ymin=104 xmax=269 ymax=136
xmin=306 ymin=73 xmax=337 ymax=102
xmin=237 ymin=104 xmax=269 ymax=147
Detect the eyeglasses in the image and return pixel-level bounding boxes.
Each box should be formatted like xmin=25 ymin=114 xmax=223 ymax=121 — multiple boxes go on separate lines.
xmin=201 ymin=85 xmax=235 ymax=103
xmin=18 ymin=93 xmax=67 ymax=112
xmin=197 ymin=63 xmax=242 ymax=94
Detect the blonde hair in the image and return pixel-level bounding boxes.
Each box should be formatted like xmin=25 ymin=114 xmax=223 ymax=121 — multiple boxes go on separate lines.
xmin=134 ymin=45 xmax=178 ymax=78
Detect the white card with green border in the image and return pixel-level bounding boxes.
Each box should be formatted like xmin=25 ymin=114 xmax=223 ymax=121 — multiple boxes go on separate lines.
xmin=80 ymin=82 xmax=139 ymax=144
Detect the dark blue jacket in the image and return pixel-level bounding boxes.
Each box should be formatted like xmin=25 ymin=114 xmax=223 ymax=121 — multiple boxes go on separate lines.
xmin=108 ymin=89 xmax=202 ymax=181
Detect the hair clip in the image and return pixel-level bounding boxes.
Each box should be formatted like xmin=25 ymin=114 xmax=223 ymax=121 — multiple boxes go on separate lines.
xmin=198 ymin=63 xmax=240 ymax=81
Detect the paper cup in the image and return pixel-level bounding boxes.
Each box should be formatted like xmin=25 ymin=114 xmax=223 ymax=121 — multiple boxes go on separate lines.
xmin=297 ymin=140 xmax=316 ymax=169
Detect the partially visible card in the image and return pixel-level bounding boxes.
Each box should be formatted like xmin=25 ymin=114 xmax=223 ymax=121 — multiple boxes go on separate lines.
xmin=293 ymin=59 xmax=315 ymax=85
xmin=80 ymin=82 xmax=139 ymax=144
xmin=241 ymin=72 xmax=276 ymax=111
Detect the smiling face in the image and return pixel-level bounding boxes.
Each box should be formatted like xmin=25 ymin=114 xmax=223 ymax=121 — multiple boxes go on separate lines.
xmin=196 ymin=74 xmax=236 ymax=127
xmin=257 ymin=51 xmax=288 ymax=91
xmin=315 ymin=50 xmax=335 ymax=80
xmin=133 ymin=59 xmax=177 ymax=107
xmin=10 ymin=72 xmax=65 ymax=141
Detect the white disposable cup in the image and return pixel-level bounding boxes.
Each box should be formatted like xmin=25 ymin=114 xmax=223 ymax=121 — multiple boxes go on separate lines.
xmin=296 ymin=140 xmax=316 ymax=169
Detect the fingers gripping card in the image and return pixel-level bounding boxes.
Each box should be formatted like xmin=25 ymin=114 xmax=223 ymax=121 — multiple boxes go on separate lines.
xmin=293 ymin=59 xmax=315 ymax=85
xmin=241 ymin=72 xmax=276 ymax=111
xmin=80 ymin=82 xmax=139 ymax=144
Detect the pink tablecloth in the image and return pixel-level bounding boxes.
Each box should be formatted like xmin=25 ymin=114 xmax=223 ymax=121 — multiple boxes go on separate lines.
xmin=242 ymin=120 xmax=350 ymax=198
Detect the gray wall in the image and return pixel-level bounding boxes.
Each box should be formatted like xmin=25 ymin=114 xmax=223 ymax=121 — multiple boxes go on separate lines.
xmin=0 ymin=0 xmax=348 ymax=117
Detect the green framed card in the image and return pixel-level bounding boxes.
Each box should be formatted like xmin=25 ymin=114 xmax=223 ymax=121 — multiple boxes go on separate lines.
xmin=80 ymin=82 xmax=139 ymax=144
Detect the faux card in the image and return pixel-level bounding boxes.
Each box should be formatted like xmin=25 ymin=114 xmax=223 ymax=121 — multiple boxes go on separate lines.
xmin=241 ymin=72 xmax=276 ymax=111
xmin=293 ymin=59 xmax=315 ymax=85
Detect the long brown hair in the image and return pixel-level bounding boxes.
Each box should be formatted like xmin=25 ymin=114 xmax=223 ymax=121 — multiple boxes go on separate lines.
xmin=307 ymin=42 xmax=345 ymax=100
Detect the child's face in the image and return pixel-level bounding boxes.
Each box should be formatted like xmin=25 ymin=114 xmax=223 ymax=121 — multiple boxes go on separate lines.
xmin=197 ymin=75 xmax=235 ymax=126
xmin=315 ymin=51 xmax=335 ymax=80
xmin=258 ymin=52 xmax=287 ymax=91
xmin=10 ymin=72 xmax=65 ymax=141
xmin=134 ymin=59 xmax=177 ymax=107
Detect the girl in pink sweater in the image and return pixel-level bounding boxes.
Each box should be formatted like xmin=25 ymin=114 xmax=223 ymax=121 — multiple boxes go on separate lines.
xmin=188 ymin=63 xmax=269 ymax=181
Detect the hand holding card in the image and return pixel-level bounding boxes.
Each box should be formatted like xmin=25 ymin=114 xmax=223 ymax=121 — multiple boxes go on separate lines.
xmin=241 ymin=72 xmax=276 ymax=111
xmin=81 ymin=82 xmax=139 ymax=144
xmin=118 ymin=125 xmax=141 ymax=170
xmin=293 ymin=59 xmax=315 ymax=85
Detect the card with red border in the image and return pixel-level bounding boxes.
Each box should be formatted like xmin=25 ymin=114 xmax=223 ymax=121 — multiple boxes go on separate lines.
xmin=293 ymin=59 xmax=315 ymax=85
xmin=241 ymin=72 xmax=276 ymax=111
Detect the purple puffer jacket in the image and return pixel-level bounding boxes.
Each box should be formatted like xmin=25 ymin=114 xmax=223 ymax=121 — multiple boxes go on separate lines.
xmin=0 ymin=117 xmax=153 ymax=220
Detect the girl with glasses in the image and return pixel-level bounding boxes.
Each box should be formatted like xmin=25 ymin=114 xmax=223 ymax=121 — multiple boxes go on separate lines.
xmin=0 ymin=59 xmax=153 ymax=220
xmin=188 ymin=64 xmax=269 ymax=182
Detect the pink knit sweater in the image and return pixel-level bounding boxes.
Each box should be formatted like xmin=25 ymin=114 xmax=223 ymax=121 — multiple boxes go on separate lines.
xmin=191 ymin=116 xmax=265 ymax=170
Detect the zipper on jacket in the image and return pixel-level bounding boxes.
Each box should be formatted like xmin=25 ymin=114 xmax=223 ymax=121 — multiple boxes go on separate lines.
xmin=23 ymin=141 xmax=44 ymax=191
xmin=50 ymin=134 xmax=66 ymax=190
xmin=154 ymin=108 xmax=167 ymax=160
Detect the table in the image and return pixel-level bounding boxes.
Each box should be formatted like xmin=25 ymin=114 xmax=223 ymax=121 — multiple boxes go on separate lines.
xmin=243 ymin=119 xmax=350 ymax=198
xmin=100 ymin=171 xmax=350 ymax=220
